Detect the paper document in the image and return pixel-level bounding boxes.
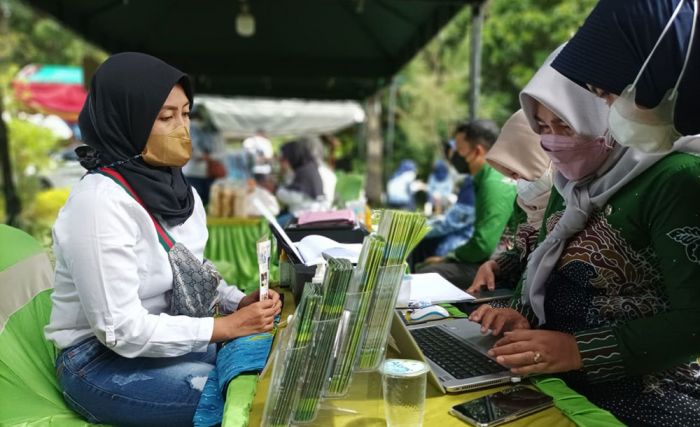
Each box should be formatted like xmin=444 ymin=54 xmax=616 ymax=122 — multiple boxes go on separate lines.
xmin=252 ymin=199 xmax=304 ymax=262
xmin=295 ymin=235 xmax=362 ymax=266
xmin=395 ymin=273 xmax=475 ymax=307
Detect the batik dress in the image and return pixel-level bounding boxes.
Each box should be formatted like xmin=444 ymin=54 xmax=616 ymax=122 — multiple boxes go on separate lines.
xmin=513 ymin=152 xmax=700 ymax=427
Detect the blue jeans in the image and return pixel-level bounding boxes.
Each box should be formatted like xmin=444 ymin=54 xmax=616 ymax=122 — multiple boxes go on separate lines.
xmin=56 ymin=337 xmax=216 ymax=427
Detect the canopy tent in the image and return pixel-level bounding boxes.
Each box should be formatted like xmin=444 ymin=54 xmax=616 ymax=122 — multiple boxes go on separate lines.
xmin=197 ymin=95 xmax=365 ymax=138
xmin=24 ymin=0 xmax=477 ymax=100
xmin=11 ymin=64 xmax=87 ymax=122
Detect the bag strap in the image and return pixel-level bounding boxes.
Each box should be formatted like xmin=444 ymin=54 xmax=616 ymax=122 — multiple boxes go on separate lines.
xmin=95 ymin=167 xmax=175 ymax=252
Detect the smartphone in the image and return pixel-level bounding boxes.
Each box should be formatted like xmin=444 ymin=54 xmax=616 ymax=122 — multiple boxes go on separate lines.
xmin=467 ymin=288 xmax=514 ymax=303
xmin=449 ymin=385 xmax=553 ymax=427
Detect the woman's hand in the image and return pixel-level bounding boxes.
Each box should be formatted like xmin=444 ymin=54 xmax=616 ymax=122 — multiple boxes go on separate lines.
xmin=468 ymin=305 xmax=530 ymax=336
xmin=238 ymin=289 xmax=282 ymax=314
xmin=488 ymin=329 xmax=582 ymax=375
xmin=212 ymin=299 xmax=278 ymax=342
xmin=467 ymin=260 xmax=500 ymax=294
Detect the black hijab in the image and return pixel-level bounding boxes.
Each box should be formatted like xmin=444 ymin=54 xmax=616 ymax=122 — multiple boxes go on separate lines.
xmin=78 ymin=52 xmax=195 ymax=226
xmin=280 ymin=140 xmax=324 ymax=199
xmin=552 ymin=0 xmax=700 ymax=135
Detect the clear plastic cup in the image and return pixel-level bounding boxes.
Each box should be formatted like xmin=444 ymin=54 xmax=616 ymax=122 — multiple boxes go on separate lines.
xmin=380 ymin=359 xmax=429 ymax=427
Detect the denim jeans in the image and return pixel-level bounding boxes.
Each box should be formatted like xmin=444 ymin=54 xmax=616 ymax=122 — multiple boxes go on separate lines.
xmin=56 ymin=337 xmax=216 ymax=427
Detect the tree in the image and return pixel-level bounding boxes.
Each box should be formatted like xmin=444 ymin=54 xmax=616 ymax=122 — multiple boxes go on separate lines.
xmin=385 ymin=0 xmax=597 ymax=180
xmin=0 ymin=0 xmax=103 ymax=224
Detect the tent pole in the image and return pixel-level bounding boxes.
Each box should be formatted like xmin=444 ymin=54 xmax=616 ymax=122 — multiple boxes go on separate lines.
xmin=469 ymin=1 xmax=484 ymax=120
xmin=365 ymin=94 xmax=383 ymax=206
xmin=0 ymin=94 xmax=21 ymax=226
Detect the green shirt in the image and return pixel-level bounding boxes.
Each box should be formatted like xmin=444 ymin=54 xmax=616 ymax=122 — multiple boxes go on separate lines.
xmin=453 ymin=164 xmax=516 ymax=264
xmin=513 ymin=153 xmax=700 ymax=383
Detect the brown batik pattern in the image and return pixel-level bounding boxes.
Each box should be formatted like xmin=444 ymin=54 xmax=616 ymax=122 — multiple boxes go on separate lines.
xmin=546 ymin=210 xmax=669 ymax=326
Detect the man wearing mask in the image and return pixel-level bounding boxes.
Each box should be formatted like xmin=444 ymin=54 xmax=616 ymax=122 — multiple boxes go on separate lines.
xmin=418 ymin=119 xmax=516 ymax=288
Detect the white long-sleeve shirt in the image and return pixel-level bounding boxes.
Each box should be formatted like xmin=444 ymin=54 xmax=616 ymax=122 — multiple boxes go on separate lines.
xmin=44 ymin=173 xmax=245 ymax=358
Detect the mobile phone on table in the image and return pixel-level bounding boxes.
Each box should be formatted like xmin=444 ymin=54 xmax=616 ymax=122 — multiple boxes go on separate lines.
xmin=449 ymin=385 xmax=553 ymax=427
xmin=467 ymin=288 xmax=514 ymax=303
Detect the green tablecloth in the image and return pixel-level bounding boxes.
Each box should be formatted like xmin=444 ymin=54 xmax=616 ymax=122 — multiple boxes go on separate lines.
xmin=205 ymin=217 xmax=278 ymax=294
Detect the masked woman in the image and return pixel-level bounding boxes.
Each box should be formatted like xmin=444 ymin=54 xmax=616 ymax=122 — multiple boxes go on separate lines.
xmin=472 ymin=1 xmax=700 ymax=423
xmin=45 ymin=53 xmax=281 ymax=427
xmin=467 ymin=109 xmax=554 ymax=295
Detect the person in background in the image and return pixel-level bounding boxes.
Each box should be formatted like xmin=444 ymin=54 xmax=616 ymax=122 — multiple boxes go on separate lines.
xmin=44 ymin=53 xmax=281 ymax=426
xmin=304 ymin=135 xmax=337 ymax=209
xmin=426 ymin=160 xmax=454 ymax=215
xmin=473 ymin=3 xmax=700 ymax=420
xmin=418 ymin=120 xmax=516 ymax=288
xmin=276 ymin=140 xmax=325 ymax=221
xmin=467 ymin=109 xmax=552 ymax=295
xmin=242 ymin=129 xmax=274 ymax=167
xmin=183 ymin=107 xmax=226 ymax=206
xmin=386 ymin=159 xmax=418 ymax=210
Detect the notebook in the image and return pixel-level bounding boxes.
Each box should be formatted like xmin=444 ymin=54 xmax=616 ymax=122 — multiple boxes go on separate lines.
xmin=395 ymin=273 xmax=475 ymax=307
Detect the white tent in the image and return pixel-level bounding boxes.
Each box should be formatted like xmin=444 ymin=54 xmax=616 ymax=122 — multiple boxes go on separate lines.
xmin=196 ymin=95 xmax=365 ymax=139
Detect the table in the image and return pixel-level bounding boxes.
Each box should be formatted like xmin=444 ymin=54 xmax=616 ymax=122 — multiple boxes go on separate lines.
xmin=241 ymin=288 xmax=622 ymax=427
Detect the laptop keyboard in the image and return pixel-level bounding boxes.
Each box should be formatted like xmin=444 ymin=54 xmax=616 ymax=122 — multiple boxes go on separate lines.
xmin=410 ymin=326 xmax=504 ymax=379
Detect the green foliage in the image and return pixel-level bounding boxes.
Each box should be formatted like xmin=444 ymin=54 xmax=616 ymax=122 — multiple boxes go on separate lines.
xmin=0 ymin=0 xmax=104 ymax=66
xmin=386 ymin=0 xmax=597 ymax=177
xmin=480 ymin=0 xmax=598 ymax=122
xmin=7 ymin=118 xmax=59 ymax=204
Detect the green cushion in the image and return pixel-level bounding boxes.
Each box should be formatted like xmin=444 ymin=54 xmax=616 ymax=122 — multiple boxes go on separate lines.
xmin=0 ymin=225 xmax=44 ymax=272
xmin=0 ymin=289 xmax=103 ymax=426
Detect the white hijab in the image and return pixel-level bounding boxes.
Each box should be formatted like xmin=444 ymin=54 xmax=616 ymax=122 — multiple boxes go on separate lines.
xmin=519 ymin=46 xmax=700 ymax=325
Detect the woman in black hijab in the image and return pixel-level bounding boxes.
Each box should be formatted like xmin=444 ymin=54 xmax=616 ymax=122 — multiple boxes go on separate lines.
xmin=276 ymin=139 xmax=325 ymax=220
xmin=45 ymin=53 xmax=280 ymax=426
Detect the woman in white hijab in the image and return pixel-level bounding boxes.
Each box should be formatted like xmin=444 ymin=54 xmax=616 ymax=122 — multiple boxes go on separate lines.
xmin=467 ymin=109 xmax=553 ymax=295
xmin=473 ymin=31 xmax=700 ymax=425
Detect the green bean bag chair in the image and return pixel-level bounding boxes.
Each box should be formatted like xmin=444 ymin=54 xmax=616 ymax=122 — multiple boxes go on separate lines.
xmin=0 ymin=224 xmax=95 ymax=426
xmin=0 ymin=225 xmax=262 ymax=427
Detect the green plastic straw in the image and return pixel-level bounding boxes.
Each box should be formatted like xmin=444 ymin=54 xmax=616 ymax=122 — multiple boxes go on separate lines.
xmin=265 ymin=283 xmax=321 ymax=427
xmin=293 ymin=258 xmax=353 ymax=422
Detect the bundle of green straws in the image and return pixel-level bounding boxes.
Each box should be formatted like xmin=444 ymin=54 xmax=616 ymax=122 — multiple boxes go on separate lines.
xmin=327 ymin=210 xmax=429 ymax=394
xmin=263 ymin=283 xmax=321 ymax=427
xmin=293 ymin=257 xmax=354 ymax=422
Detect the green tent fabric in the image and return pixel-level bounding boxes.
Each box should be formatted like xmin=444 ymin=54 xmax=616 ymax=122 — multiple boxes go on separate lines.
xmin=0 ymin=225 xmax=93 ymax=426
xmin=205 ymin=218 xmax=278 ymax=293
xmin=0 ymin=289 xmax=98 ymax=426
xmin=0 ymin=224 xmax=45 ymax=271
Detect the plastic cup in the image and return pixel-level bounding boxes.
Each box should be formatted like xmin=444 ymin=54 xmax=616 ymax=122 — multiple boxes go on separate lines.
xmin=380 ymin=359 xmax=429 ymax=427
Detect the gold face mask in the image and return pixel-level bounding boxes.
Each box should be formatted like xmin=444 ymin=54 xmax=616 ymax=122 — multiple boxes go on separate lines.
xmin=142 ymin=125 xmax=192 ymax=167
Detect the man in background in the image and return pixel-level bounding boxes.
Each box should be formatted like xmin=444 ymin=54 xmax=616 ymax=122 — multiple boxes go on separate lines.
xmin=417 ymin=119 xmax=516 ymax=288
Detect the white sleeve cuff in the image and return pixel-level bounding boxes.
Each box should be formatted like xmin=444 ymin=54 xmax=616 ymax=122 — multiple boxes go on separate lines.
xmin=217 ymin=281 xmax=247 ymax=313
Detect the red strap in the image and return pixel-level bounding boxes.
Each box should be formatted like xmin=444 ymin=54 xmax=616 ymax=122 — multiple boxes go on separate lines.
xmin=97 ymin=167 xmax=175 ymax=251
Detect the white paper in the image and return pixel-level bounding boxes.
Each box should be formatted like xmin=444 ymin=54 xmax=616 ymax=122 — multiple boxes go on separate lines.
xmin=294 ymin=235 xmax=362 ymax=266
xmin=395 ymin=273 xmax=475 ymax=307
xmin=252 ymin=198 xmax=303 ymax=262
xmin=257 ymin=239 xmax=271 ymax=301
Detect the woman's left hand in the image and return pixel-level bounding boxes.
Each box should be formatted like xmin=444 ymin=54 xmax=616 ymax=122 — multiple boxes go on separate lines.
xmin=238 ymin=289 xmax=282 ymax=315
xmin=487 ymin=329 xmax=582 ymax=375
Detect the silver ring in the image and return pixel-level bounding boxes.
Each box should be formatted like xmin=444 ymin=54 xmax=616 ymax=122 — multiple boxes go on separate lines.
xmin=533 ymin=352 xmax=542 ymax=364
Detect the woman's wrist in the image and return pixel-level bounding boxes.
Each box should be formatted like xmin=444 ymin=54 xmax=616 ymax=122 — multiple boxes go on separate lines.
xmin=212 ymin=316 xmax=237 ymax=342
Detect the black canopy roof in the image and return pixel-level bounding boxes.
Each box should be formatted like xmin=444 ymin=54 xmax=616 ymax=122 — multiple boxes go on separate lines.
xmin=26 ymin=0 xmax=475 ymax=99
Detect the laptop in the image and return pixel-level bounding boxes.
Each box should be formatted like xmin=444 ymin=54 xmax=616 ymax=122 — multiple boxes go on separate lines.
xmin=390 ymin=310 xmax=517 ymax=393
